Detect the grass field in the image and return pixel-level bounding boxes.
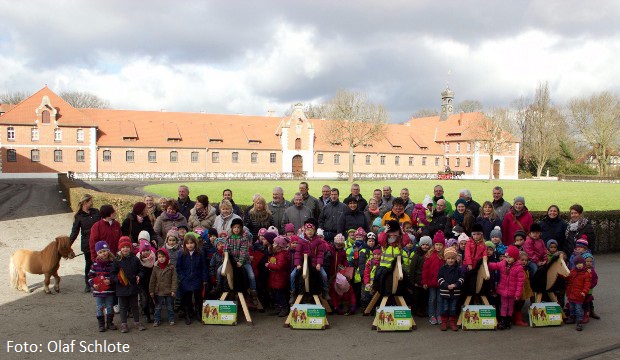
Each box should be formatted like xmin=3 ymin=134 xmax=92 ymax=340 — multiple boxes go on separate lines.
xmin=143 ymin=180 xmax=620 ymax=212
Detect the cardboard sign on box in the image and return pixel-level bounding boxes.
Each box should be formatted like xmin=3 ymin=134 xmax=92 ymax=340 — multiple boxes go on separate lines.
xmin=529 ymin=302 xmax=563 ymax=327
xmin=375 ymin=306 xmax=413 ymax=331
xmin=202 ymin=300 xmax=237 ymax=325
xmin=289 ymin=304 xmax=327 ymax=330
xmin=461 ymin=305 xmax=497 ymax=330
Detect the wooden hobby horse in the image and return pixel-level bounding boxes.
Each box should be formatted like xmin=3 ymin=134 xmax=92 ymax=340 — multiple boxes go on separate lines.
xmin=284 ymin=254 xmax=332 ymax=328
xmin=10 ymin=235 xmax=75 ymax=293
xmin=363 ymin=256 xmax=416 ymax=329
xmin=457 ymin=257 xmax=491 ymax=326
xmin=531 ymin=253 xmax=570 ymax=318
xmin=219 ymin=251 xmax=263 ymax=325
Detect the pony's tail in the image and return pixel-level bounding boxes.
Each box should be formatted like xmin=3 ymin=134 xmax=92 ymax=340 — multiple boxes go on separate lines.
xmin=9 ymin=255 xmax=18 ymax=289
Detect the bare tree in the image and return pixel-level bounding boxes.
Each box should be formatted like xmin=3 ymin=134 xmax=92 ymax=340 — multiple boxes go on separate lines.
xmin=411 ymin=108 xmax=439 ymax=118
xmin=469 ymin=107 xmax=515 ymax=180
xmin=568 ymin=91 xmax=620 ymax=175
xmin=285 ymin=103 xmax=326 ymax=118
xmin=0 ymin=91 xmax=29 ymax=104
xmin=457 ymin=100 xmax=483 ymax=113
xmin=525 ymin=82 xmax=564 ymax=177
xmin=322 ymin=89 xmax=389 ymax=182
xmin=59 ymin=91 xmax=110 ymax=108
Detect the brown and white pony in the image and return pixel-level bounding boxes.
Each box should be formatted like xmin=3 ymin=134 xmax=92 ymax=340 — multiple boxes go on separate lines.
xmin=9 ymin=235 xmax=75 ymax=293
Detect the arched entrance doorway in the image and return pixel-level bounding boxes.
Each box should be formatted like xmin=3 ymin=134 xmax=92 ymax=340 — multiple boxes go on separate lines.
xmin=292 ymin=155 xmax=303 ymax=178
xmin=493 ymin=159 xmax=500 ymax=179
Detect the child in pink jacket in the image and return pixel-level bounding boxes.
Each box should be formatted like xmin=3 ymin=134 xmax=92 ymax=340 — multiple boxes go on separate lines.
xmin=523 ymin=223 xmax=547 ymax=272
xmin=464 ymin=223 xmax=487 ymax=271
xmin=487 ymin=245 xmax=525 ymax=330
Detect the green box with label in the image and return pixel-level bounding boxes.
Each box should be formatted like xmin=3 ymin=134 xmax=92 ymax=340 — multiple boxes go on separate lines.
xmin=375 ymin=306 xmax=413 ymax=331
xmin=529 ymin=302 xmax=563 ymax=327
xmin=289 ymin=304 xmax=327 ymax=330
xmin=202 ymin=300 xmax=237 ymax=325
xmin=461 ymin=305 xmax=497 ymax=330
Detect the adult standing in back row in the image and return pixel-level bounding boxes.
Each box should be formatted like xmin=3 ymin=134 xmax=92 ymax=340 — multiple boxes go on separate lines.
xmin=70 ymin=194 xmax=100 ymax=292
xmin=283 ymin=192 xmax=313 ymax=232
xmin=268 ymin=187 xmax=291 ymax=233
xmin=343 ymin=183 xmax=368 ymax=212
xmin=176 ymin=185 xmax=195 ymax=221
xmin=501 ymin=196 xmax=533 ymax=246
xmin=293 ymin=182 xmax=322 ymax=220
xmin=89 ymin=204 xmax=121 ymax=263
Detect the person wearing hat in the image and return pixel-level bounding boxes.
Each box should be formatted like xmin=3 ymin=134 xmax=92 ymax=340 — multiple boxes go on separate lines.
xmin=501 ymin=196 xmax=533 ymax=247
xmin=464 ymin=223 xmax=486 ymax=271
xmin=71 ymin=193 xmax=101 ymax=292
xmin=446 ymin=198 xmax=475 ymax=236
xmin=581 ymin=253 xmax=599 ymax=322
xmin=149 ymin=247 xmax=177 ymax=327
xmin=422 ymin=231 xmax=445 ymax=325
xmin=438 ymin=246 xmax=463 ymax=331
xmin=337 ymin=196 xmax=370 ymax=236
xmin=88 ymin=240 xmax=116 ymax=331
xmin=330 ymin=230 xmax=355 ymax=315
xmin=121 ymin=201 xmax=156 ymax=249
xmin=266 ymin=236 xmax=291 ymax=317
xmin=569 ymin=236 xmax=593 ymax=269
xmin=112 ymin=236 xmax=146 ymax=333
xmin=291 ymin=220 xmax=330 ymax=302
xmin=361 ymin=248 xmax=383 ymax=310
xmin=225 ymin=218 xmax=259 ymax=305
xmin=565 ymin=255 xmax=592 ymax=331
xmin=89 ymin=204 xmax=121 ymax=264
xmin=209 ymin=238 xmax=227 ymax=294
xmin=410 ymin=235 xmax=432 ymax=317
xmin=487 ymin=245 xmax=525 ymax=330
xmin=524 ymin=223 xmax=547 ymax=272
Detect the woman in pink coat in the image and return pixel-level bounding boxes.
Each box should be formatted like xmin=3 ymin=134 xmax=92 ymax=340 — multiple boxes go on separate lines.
xmin=501 ymin=196 xmax=533 ymax=246
xmin=487 ymin=245 xmax=525 ymax=330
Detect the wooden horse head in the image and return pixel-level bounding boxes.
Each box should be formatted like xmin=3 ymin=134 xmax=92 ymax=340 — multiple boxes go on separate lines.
xmin=55 ymin=236 xmax=75 ymax=259
xmin=546 ymin=252 xmax=569 ymax=291
xmin=389 ymin=255 xmax=403 ymax=295
xmin=475 ymin=257 xmax=491 ymax=294
xmin=221 ymin=251 xmax=234 ymax=290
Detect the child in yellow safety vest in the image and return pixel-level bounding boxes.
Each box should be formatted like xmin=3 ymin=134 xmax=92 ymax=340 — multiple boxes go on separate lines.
xmin=373 ymin=220 xmax=408 ymax=292
xmin=361 ymin=249 xmax=382 ymax=309
xmin=348 ymin=227 xmax=367 ymax=305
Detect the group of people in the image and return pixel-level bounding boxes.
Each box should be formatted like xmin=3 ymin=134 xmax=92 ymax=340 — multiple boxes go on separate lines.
xmin=69 ymin=182 xmax=600 ymax=333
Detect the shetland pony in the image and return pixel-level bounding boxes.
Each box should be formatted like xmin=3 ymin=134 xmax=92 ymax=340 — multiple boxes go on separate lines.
xmin=9 ymin=235 xmax=75 ymax=293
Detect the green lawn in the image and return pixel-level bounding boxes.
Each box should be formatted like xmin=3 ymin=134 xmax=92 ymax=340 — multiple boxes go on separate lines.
xmin=143 ymin=180 xmax=619 ymax=212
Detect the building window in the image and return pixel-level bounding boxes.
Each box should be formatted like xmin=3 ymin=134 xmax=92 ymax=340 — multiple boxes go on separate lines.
xmin=232 ymin=152 xmax=239 ymax=163
xmin=395 ymin=156 xmax=400 ymax=166
xmin=269 ymin=152 xmax=276 ymax=163
xmin=446 ymin=158 xmax=450 ymax=167
xmin=7 ymin=127 xmax=15 ymax=141
xmin=54 ymin=150 xmax=63 ymax=162
xmin=191 ymin=151 xmax=199 ymax=163
xmin=467 ymin=143 xmax=471 ymax=152
xmin=126 ymin=150 xmax=135 ymax=162
xmin=456 ymin=143 xmax=461 ymax=153
xmin=366 ymin=155 xmax=371 ymax=165
xmin=318 ymin=153 xmax=324 ymax=164
xmin=102 ymin=150 xmax=111 ymax=162
xmin=466 ymin=157 xmax=472 ymax=167
xmin=456 ymin=158 xmax=461 ymax=167
xmin=295 ymin=138 xmax=301 ymax=150
xmin=445 ymin=143 xmax=450 ymax=153
xmin=54 ymin=128 xmax=62 ymax=142
xmin=42 ymin=110 xmax=51 ymax=124
xmin=435 ymin=157 xmax=440 ymax=166
xmin=76 ymin=150 xmax=85 ymax=162
xmin=170 ymin=151 xmax=178 ymax=163
xmin=409 ymin=156 xmax=414 ymax=166
xmin=77 ymin=129 xmax=84 ymax=142
xmin=380 ymin=156 xmax=386 ymax=165
xmin=212 ymin=152 xmax=219 ymax=163
xmin=334 ymin=154 xmax=340 ymax=165
xmin=31 ymin=128 xmax=39 ymax=141
xmin=422 ymin=157 xmax=427 ymax=166
xmin=31 ymin=149 xmax=40 ymax=162
xmin=7 ymin=149 xmax=16 ymax=162
xmin=251 ymin=152 xmax=258 ymax=163
xmin=148 ymin=151 xmax=157 ymax=163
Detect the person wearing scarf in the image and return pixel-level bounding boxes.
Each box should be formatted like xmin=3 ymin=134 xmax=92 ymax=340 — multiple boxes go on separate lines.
xmin=149 ymin=248 xmax=177 ymax=326
xmin=188 ymin=195 xmax=217 ymax=230
xmin=564 ymin=204 xmax=596 ymax=255
xmin=122 ymin=202 xmax=156 ymax=246
xmin=137 ymin=240 xmax=156 ymax=323
xmin=447 ymin=198 xmax=474 ymax=235
xmin=154 ymin=200 xmax=188 ymax=247
xmin=501 ymin=196 xmax=533 ymax=247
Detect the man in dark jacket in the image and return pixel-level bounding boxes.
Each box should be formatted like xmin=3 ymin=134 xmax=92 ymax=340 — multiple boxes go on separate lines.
xmin=177 ymin=185 xmax=196 ymax=221
xmin=293 ymin=182 xmax=322 ymax=220
xmin=343 ymin=183 xmax=368 ymax=212
xmin=337 ymin=197 xmax=369 ymax=235
xmin=319 ymin=188 xmax=347 ymax=242
xmin=427 ymin=199 xmax=449 ymax=238
xmin=268 ymin=186 xmax=292 ymax=233
xmin=215 ymin=189 xmax=243 ymax=217
xmin=460 ymin=189 xmax=480 ymax=218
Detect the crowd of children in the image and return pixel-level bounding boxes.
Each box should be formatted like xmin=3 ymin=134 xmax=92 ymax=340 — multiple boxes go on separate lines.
xmin=87 ymin=205 xmax=601 ymax=333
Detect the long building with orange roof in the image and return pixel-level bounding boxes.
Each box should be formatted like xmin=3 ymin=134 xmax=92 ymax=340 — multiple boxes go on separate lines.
xmin=0 ymin=86 xmax=519 ymax=179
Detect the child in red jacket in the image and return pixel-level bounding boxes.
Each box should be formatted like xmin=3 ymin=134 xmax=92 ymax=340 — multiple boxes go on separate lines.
xmin=465 ymin=223 xmax=486 ymax=271
xmin=266 ymin=236 xmax=290 ymax=317
xmin=487 ymin=245 xmax=525 ymax=330
xmin=422 ymin=231 xmax=445 ymax=325
xmin=565 ymin=255 xmax=592 ymax=331
xmin=523 ymin=223 xmax=547 ymax=273
xmin=582 ymin=253 xmax=599 ymax=322
xmin=330 ymin=234 xmax=356 ymax=315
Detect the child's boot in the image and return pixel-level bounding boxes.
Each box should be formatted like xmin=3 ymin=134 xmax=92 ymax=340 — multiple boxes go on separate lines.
xmin=505 ymin=316 xmax=512 ymax=329
xmin=278 ymin=307 xmax=289 ymax=317
xmin=449 ymin=316 xmax=459 ymax=331
xmin=249 ymin=289 xmax=259 ymax=306
xmin=322 ymin=288 xmax=331 ymax=301
xmin=106 ymin=314 xmax=118 ymax=330
xmin=289 ymin=291 xmax=297 ymax=305
xmin=590 ymin=305 xmax=600 ymax=319
xmin=582 ymin=311 xmax=590 ymax=324
xmin=497 ymin=317 xmax=506 ymax=330
xmin=576 ymin=321 xmax=583 ymax=331
xmin=512 ymin=312 xmax=528 ymax=327
xmin=97 ymin=316 xmax=106 ymax=332
xmin=120 ymin=323 xmax=128 ymax=333
xmin=134 ymin=322 xmax=146 ymax=331
xmin=270 ymin=306 xmax=281 ymax=316
xmin=564 ymin=316 xmax=576 ymax=324
xmin=440 ymin=315 xmax=448 ymax=331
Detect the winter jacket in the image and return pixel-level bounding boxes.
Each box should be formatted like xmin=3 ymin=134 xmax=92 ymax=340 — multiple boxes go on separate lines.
xmin=466 ymin=199 xmax=481 ymax=218
xmin=539 ymin=216 xmax=568 ymax=250
xmin=329 ymin=246 xmax=348 ymax=278
xmin=243 ymin=210 xmax=274 ymax=240
xmin=364 ymin=208 xmax=383 ymax=229
xmin=111 ymin=253 xmax=144 ymax=297
xmin=213 ymin=213 xmax=242 ymax=236
xmin=343 ymin=194 xmax=368 ymax=212
xmin=282 ymin=205 xmax=313 ymax=232
xmin=524 ymin=236 xmax=547 ymax=265
xmin=121 ymin=213 xmax=155 ymax=245
xmin=421 ymin=251 xmax=444 ymax=288
xmin=267 ymin=200 xmax=292 ymax=234
xmin=297 ymin=193 xmax=322 ymax=220
xmin=488 ymin=260 xmax=525 ymax=298
xmin=566 ymin=268 xmax=592 ymax=304
xmin=89 ymin=219 xmax=121 ymax=262
xmin=409 ymin=249 xmax=427 ymax=287
xmin=410 ymin=204 xmax=430 ymax=228
xmin=149 ymin=253 xmax=178 ymax=296
xmin=464 ymin=239 xmax=487 ymax=267
xmin=501 ymin=207 xmax=533 ymax=246
xmin=437 ymin=263 xmax=464 ymax=299
xmin=427 ymin=210 xmax=449 ymax=238
xmin=176 ymin=250 xmax=208 ymax=292
xmin=188 ymin=206 xmax=217 ymax=230
xmin=165 ymin=245 xmax=181 ymax=266
xmin=88 ymin=258 xmax=115 ymax=297
xmin=294 ymin=236 xmax=324 ymax=268
xmin=153 ymin=212 xmax=188 ymax=247
xmin=227 ymin=234 xmax=252 ymax=265
xmin=565 ymin=219 xmax=596 ymax=254
xmin=445 ymin=210 xmax=475 ymax=235
xmin=492 ymin=198 xmax=512 ymax=222
xmin=363 ymin=259 xmax=380 ymax=286
xmin=177 ymin=198 xmax=196 ymax=222
xmin=381 ymin=211 xmax=411 ymax=227
xmin=70 ymin=208 xmax=100 ymax=253
xmin=356 ymin=246 xmax=372 ymax=284
xmin=215 ymin=199 xmax=243 ymax=218
xmin=337 ymin=208 xmax=369 ymax=235
xmin=266 ymin=250 xmax=290 ymax=290
xmin=475 ymin=215 xmax=502 ymax=240
xmin=209 ymin=251 xmax=224 ymax=283
xmin=319 ymin=200 xmax=347 ymax=232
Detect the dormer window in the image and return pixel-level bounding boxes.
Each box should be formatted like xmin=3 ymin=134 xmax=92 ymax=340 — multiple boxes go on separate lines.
xmin=42 ymin=110 xmax=50 ymax=124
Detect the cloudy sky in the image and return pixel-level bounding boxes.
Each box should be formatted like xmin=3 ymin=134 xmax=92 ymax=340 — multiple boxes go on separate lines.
xmin=1 ymin=0 xmax=619 ymax=121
